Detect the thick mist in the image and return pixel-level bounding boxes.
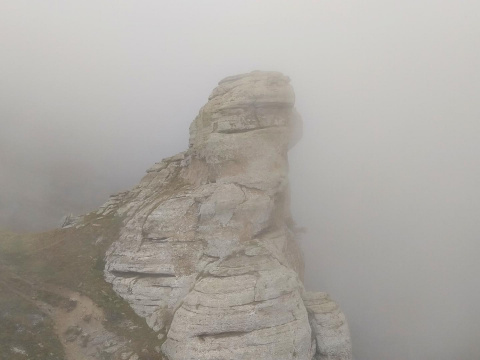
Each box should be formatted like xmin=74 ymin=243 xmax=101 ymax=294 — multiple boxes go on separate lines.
xmin=1 ymin=1 xmax=479 ymax=359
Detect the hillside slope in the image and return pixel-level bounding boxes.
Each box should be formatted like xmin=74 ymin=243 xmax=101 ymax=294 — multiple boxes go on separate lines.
xmin=0 ymin=214 xmax=163 ymax=360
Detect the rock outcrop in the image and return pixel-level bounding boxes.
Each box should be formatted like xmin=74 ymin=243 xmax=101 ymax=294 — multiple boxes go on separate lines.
xmin=103 ymin=71 xmax=352 ymax=360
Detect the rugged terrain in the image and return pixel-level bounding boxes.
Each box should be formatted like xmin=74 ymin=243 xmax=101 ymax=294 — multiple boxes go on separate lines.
xmin=0 ymin=215 xmax=162 ymax=360
xmin=1 ymin=71 xmax=351 ymax=360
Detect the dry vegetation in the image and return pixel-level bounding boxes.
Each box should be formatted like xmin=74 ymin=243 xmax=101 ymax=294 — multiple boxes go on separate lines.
xmin=0 ymin=213 xmax=163 ymax=360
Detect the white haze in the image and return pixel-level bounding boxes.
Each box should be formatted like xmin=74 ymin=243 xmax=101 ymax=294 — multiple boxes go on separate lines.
xmin=1 ymin=1 xmax=479 ymax=359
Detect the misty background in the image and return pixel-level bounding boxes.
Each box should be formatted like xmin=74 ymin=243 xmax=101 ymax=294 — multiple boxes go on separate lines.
xmin=1 ymin=1 xmax=479 ymax=359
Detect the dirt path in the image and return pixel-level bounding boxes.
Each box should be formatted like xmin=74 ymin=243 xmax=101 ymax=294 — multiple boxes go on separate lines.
xmin=40 ymin=284 xmax=129 ymax=360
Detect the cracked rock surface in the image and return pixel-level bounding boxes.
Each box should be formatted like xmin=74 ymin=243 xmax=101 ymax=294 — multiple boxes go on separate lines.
xmin=103 ymin=71 xmax=352 ymax=360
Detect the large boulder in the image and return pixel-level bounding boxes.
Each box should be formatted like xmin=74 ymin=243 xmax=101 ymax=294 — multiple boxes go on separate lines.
xmin=103 ymin=71 xmax=352 ymax=360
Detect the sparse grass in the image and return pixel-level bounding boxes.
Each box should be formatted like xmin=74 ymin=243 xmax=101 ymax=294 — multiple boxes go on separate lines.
xmin=0 ymin=213 xmax=163 ymax=359
xmin=0 ymin=283 xmax=64 ymax=360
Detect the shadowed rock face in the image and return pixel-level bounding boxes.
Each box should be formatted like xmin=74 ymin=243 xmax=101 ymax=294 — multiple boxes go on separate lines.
xmin=102 ymin=71 xmax=352 ymax=360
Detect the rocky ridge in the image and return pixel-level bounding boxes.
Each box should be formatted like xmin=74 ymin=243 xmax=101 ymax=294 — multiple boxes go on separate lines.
xmin=102 ymin=71 xmax=352 ymax=360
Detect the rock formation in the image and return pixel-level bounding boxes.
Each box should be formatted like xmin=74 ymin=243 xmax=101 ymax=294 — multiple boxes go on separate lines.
xmin=102 ymin=71 xmax=352 ymax=360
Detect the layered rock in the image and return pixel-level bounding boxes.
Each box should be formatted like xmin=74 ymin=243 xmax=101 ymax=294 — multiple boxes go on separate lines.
xmin=103 ymin=71 xmax=352 ymax=360
xmin=162 ymin=241 xmax=314 ymax=360
xmin=304 ymin=292 xmax=352 ymax=360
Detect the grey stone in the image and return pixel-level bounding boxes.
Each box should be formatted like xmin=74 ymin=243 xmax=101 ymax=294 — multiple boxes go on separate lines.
xmin=304 ymin=292 xmax=352 ymax=360
xmin=103 ymin=71 xmax=352 ymax=360
xmin=60 ymin=213 xmax=84 ymax=228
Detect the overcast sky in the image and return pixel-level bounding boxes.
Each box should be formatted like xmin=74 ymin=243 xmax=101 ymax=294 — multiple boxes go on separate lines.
xmin=1 ymin=1 xmax=480 ymax=359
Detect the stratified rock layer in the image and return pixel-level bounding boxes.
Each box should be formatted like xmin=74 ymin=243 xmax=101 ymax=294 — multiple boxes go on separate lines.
xmin=103 ymin=71 xmax=352 ymax=360
xmin=162 ymin=241 xmax=314 ymax=360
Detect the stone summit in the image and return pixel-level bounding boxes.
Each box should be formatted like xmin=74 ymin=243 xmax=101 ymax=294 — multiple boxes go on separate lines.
xmin=101 ymin=71 xmax=352 ymax=360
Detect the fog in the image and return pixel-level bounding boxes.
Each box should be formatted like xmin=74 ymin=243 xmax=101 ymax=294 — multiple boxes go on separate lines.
xmin=1 ymin=1 xmax=479 ymax=359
